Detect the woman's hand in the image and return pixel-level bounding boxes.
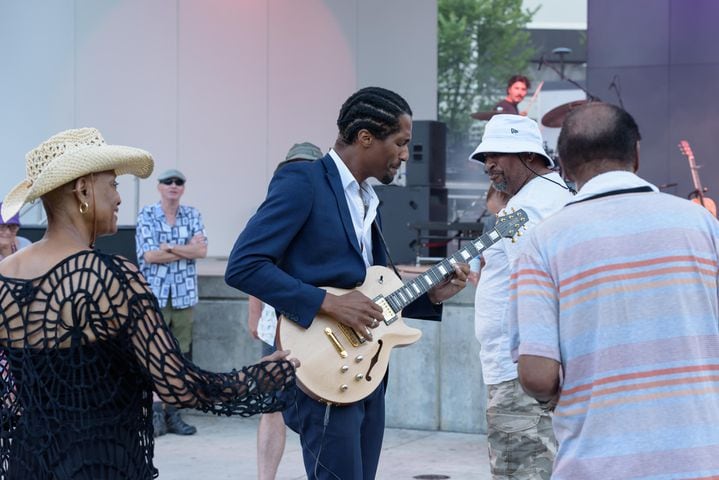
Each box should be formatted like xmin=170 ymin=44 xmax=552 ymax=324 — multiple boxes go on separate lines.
xmin=261 ymin=349 xmax=300 ymax=370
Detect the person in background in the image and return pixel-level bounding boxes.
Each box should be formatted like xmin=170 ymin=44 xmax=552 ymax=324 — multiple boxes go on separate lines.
xmin=0 ymin=202 xmax=31 ymax=261
xmin=469 ymin=114 xmax=574 ymax=479
xmin=136 ymin=168 xmax=207 ymax=436
xmin=469 ymin=186 xmax=512 ymax=286
xmin=512 ymin=103 xmax=719 ymax=478
xmin=0 ymin=127 xmax=297 ymax=479
xmin=494 ymin=75 xmax=530 ymax=116
xmin=0 ymin=201 xmax=32 ymax=421
xmin=247 ymin=141 xmax=323 ymax=480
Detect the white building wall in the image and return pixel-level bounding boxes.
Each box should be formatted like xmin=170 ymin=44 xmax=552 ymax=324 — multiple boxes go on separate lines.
xmin=524 ymin=0 xmax=587 ymax=30
xmin=0 ymin=0 xmax=437 ymax=256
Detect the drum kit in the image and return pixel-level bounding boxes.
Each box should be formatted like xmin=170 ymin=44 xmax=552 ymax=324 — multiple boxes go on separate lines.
xmin=470 ymin=95 xmax=592 ymax=173
xmin=470 ymin=81 xmax=592 ymax=169
xmin=469 ymin=49 xmax=603 ymax=177
xmin=470 ymin=99 xmax=590 ymax=128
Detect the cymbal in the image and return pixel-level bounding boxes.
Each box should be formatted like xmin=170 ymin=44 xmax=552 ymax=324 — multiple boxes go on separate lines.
xmin=541 ymin=100 xmax=590 ymax=128
xmin=470 ymin=110 xmax=502 ymax=121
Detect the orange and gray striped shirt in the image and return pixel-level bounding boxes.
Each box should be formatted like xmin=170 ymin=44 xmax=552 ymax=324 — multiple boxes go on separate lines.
xmin=510 ymin=171 xmax=719 ymax=479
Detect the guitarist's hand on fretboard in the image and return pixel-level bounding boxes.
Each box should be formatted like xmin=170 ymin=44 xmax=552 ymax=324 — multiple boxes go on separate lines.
xmin=427 ymin=263 xmax=471 ymax=305
xmin=318 ymin=290 xmax=384 ymax=341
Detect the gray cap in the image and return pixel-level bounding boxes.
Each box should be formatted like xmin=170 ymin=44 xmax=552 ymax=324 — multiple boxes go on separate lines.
xmin=285 ymin=142 xmax=323 ymax=161
xmin=157 ymin=168 xmax=186 ymax=182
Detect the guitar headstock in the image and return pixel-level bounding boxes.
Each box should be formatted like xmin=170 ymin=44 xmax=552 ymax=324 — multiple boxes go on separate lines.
xmin=494 ymin=208 xmax=529 ymax=239
xmin=678 ymin=140 xmax=694 ymax=160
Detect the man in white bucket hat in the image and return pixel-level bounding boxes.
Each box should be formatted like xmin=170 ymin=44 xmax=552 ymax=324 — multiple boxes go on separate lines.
xmin=469 ymin=114 xmax=573 ymax=479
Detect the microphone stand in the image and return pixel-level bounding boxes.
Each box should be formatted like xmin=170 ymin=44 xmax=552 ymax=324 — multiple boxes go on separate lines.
xmin=608 ymin=75 xmax=625 ymax=109
xmin=539 ymin=58 xmax=602 ymax=102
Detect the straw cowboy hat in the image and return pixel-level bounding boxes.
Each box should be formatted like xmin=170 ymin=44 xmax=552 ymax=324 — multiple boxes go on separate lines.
xmin=2 ymin=128 xmax=154 ymax=220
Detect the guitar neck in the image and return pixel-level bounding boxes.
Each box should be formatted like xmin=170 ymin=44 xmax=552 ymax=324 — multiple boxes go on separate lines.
xmin=688 ymin=162 xmax=705 ymax=197
xmin=383 ymin=227 xmax=504 ymax=312
xmin=680 ymin=141 xmax=706 ymax=197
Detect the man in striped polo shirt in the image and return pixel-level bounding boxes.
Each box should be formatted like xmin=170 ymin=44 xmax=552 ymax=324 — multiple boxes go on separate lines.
xmin=512 ymin=103 xmax=719 ymax=478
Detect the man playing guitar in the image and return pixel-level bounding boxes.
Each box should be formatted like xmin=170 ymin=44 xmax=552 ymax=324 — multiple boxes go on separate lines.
xmin=225 ymin=87 xmax=469 ymax=480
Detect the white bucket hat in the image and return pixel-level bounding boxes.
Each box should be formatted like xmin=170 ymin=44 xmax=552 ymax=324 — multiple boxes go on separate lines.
xmin=2 ymin=128 xmax=154 ymax=220
xmin=468 ymin=114 xmax=554 ymax=168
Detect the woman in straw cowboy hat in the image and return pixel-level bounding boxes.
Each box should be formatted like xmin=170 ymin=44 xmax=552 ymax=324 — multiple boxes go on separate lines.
xmin=0 ymin=128 xmax=298 ymax=479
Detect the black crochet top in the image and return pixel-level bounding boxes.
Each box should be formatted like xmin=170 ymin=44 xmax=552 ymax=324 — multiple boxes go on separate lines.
xmin=0 ymin=250 xmax=295 ymax=479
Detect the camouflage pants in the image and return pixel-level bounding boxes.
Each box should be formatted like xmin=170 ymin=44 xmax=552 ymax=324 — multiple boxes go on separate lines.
xmin=486 ymin=378 xmax=556 ymax=479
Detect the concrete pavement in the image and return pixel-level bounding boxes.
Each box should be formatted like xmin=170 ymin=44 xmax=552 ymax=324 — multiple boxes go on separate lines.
xmin=154 ymin=411 xmax=492 ymax=479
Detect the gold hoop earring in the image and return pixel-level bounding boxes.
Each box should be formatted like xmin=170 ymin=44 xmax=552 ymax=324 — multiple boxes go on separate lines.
xmin=79 ymin=201 xmax=89 ymax=214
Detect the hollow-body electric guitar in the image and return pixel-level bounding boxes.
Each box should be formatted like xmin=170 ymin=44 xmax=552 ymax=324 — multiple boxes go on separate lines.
xmin=279 ymin=209 xmax=528 ymax=404
xmin=679 ymin=140 xmax=717 ymax=217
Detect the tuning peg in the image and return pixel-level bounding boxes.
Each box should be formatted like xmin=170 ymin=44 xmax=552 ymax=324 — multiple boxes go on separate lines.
xmin=511 ymin=237 xmax=517 ymax=243
xmin=516 ymin=231 xmax=522 ymax=237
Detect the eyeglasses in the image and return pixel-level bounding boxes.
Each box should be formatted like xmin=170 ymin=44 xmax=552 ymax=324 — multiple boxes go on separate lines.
xmin=159 ymin=178 xmax=185 ymax=186
xmin=0 ymin=224 xmax=19 ymax=233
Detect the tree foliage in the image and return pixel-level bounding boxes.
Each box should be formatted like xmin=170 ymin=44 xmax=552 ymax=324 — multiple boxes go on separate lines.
xmin=438 ymin=0 xmax=536 ymax=143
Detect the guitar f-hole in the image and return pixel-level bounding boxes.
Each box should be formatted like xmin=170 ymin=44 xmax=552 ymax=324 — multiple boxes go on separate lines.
xmin=365 ymin=340 xmax=383 ymax=382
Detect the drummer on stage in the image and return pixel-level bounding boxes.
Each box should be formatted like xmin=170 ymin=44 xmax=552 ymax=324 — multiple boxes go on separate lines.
xmin=494 ymin=75 xmax=530 ymax=116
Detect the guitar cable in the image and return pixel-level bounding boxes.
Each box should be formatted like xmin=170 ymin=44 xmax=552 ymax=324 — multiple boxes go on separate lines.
xmin=289 ymin=399 xmax=342 ymax=480
xmin=517 ymin=154 xmax=577 ymax=194
xmin=313 ymin=404 xmax=334 ymax=480
xmin=288 ymin=225 xmax=407 ymax=479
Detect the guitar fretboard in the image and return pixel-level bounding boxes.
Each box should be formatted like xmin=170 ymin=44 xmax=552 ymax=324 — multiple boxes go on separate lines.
xmin=383 ymin=228 xmax=504 ymax=314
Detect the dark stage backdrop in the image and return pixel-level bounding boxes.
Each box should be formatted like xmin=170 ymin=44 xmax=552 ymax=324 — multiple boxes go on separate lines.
xmin=587 ymin=0 xmax=719 ymax=202
xmin=18 ymin=226 xmax=138 ymax=265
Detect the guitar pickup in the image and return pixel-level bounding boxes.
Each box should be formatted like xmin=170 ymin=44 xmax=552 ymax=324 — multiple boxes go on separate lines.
xmin=373 ymin=296 xmax=398 ymax=324
xmin=337 ymin=323 xmax=364 ymax=347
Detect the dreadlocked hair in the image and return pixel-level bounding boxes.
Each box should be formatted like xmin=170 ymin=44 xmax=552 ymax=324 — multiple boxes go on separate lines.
xmin=336 ymin=87 xmax=413 ymax=144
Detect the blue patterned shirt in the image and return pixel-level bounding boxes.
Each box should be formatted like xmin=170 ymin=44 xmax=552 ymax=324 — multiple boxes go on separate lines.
xmin=135 ymin=203 xmax=206 ymax=309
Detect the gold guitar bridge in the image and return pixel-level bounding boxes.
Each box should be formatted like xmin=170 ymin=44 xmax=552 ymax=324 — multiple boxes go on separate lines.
xmin=324 ymin=328 xmax=348 ymax=358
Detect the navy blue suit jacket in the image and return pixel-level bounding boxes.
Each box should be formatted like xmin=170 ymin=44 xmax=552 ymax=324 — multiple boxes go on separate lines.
xmin=225 ymin=154 xmax=440 ymax=328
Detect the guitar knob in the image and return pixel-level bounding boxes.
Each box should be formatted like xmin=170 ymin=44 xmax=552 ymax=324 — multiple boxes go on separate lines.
xmin=340 ymin=365 xmax=349 ymax=373
xmin=355 ymin=374 xmax=364 ymax=381
xmin=355 ymin=355 xmax=364 ymax=363
xmin=340 ymin=384 xmax=349 ymax=391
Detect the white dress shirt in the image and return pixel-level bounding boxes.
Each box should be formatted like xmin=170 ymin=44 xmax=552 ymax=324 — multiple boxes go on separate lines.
xmin=329 ymin=149 xmax=379 ymax=267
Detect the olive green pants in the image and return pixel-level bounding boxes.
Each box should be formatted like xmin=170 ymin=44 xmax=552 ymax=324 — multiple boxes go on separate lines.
xmin=160 ymin=305 xmax=193 ymax=356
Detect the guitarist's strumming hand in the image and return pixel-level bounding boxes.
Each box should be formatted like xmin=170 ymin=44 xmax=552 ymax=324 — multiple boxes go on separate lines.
xmin=427 ymin=263 xmax=471 ymax=305
xmin=318 ymin=290 xmax=384 ymax=341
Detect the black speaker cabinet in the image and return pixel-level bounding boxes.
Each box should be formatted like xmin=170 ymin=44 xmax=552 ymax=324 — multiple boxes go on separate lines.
xmin=18 ymin=226 xmax=139 ymax=266
xmin=375 ymin=185 xmax=448 ymax=264
xmin=406 ymin=120 xmax=447 ymax=187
